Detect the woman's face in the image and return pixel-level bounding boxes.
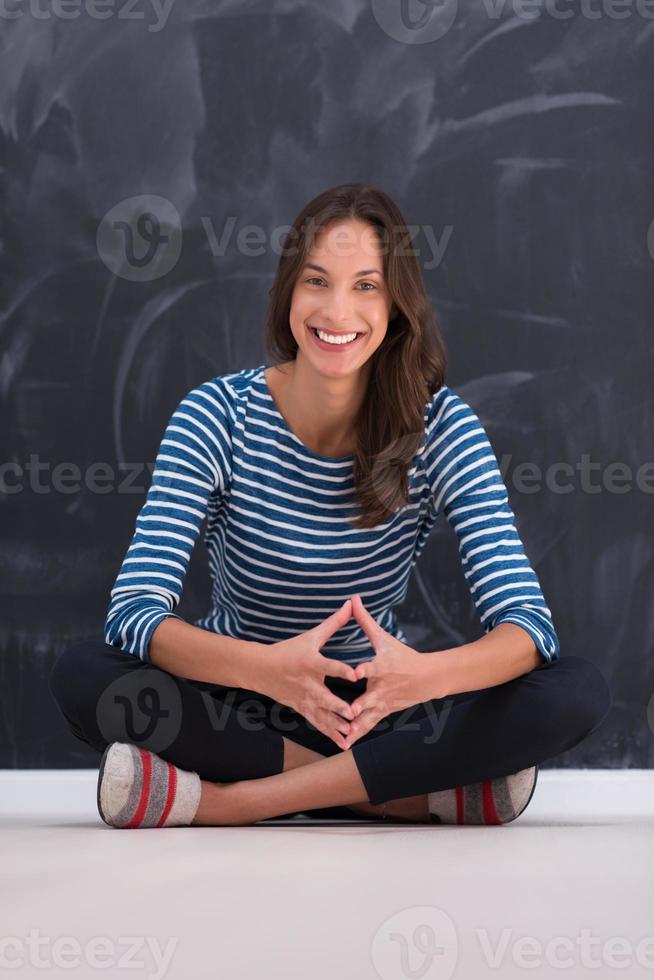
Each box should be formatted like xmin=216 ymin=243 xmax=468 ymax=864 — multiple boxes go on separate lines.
xmin=288 ymin=218 xmax=396 ymax=379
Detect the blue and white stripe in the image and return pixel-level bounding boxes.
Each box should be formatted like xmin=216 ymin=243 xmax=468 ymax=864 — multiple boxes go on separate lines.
xmin=104 ymin=364 xmax=560 ymax=666
xmin=423 ymin=387 xmax=559 ymax=663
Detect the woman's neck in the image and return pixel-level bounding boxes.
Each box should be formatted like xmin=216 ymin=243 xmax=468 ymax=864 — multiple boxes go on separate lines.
xmin=266 ymin=359 xmax=367 ymax=458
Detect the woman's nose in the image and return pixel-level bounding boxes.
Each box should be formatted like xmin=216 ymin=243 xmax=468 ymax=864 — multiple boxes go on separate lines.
xmin=321 ymin=293 xmax=355 ymax=322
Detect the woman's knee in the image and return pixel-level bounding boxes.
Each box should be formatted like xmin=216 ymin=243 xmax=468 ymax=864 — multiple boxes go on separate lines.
xmin=551 ymin=654 xmax=612 ymax=735
xmin=49 ymin=640 xmax=126 ymax=716
xmin=50 ymin=641 xmax=93 ymax=708
xmin=49 ymin=640 xmax=150 ymax=752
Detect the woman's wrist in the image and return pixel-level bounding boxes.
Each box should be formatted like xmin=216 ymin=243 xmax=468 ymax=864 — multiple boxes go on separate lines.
xmin=420 ymin=650 xmax=450 ymax=701
xmin=233 ymin=639 xmax=272 ymax=694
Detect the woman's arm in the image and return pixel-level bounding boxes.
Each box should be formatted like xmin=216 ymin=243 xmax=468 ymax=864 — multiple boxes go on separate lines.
xmin=422 ymin=622 xmax=544 ymax=700
xmin=423 ymin=385 xmax=560 ymax=669
xmin=149 ymin=615 xmax=268 ymax=688
xmin=104 ymin=376 xmax=233 ymax=664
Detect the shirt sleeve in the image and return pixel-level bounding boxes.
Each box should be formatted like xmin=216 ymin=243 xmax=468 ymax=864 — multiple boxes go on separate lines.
xmin=423 ymin=385 xmax=560 ymax=666
xmin=103 ymin=377 xmax=233 ymax=663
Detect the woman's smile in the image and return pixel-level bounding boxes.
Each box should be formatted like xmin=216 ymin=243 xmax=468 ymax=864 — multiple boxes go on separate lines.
xmin=307 ymin=324 xmax=367 ymax=351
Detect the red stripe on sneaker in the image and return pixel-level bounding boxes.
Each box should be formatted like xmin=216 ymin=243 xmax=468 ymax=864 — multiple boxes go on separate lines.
xmin=482 ymin=779 xmax=502 ymax=825
xmin=157 ymin=762 xmax=177 ymax=828
xmin=126 ymin=748 xmax=153 ymax=829
xmin=455 ymin=786 xmax=465 ymax=824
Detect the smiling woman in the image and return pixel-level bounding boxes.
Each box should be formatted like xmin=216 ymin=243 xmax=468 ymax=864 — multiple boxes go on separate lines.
xmin=49 ymin=182 xmax=612 ymax=831
xmin=264 ymin=185 xmax=448 ymax=528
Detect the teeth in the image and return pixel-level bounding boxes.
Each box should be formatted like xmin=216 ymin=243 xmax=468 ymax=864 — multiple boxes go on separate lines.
xmin=315 ymin=329 xmax=358 ymax=345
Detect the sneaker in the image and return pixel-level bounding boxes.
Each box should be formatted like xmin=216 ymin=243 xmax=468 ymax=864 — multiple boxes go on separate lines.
xmin=97 ymin=742 xmax=202 ymax=829
xmin=427 ymin=765 xmax=538 ymax=825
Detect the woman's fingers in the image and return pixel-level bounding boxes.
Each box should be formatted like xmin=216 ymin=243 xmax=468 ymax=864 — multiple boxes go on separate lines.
xmin=350 ymin=594 xmax=382 ymax=646
xmin=321 ymin=690 xmax=355 ymax=721
xmin=321 ymin=655 xmax=359 ymax=685
xmin=314 ymin=714 xmax=350 ymax=750
xmin=313 ymin=599 xmax=354 ymax=647
xmin=329 ymin=711 xmax=353 ymax=738
xmin=330 ymin=730 xmax=349 ymax=751
xmin=308 ymin=705 xmax=353 ymax=749
xmin=353 ymin=690 xmax=388 ymax=719
xmin=343 ymin=707 xmax=383 ymax=748
xmin=350 ymin=692 xmax=369 ymax=715
xmin=352 ymin=658 xmax=376 ymax=682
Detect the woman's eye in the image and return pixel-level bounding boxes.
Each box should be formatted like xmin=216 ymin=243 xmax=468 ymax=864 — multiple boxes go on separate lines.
xmin=304 ymin=277 xmax=377 ymax=290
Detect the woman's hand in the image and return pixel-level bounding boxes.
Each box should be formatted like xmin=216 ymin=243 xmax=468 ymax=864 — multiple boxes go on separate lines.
xmin=257 ymin=599 xmax=360 ymax=750
xmin=342 ymin=594 xmax=436 ymax=750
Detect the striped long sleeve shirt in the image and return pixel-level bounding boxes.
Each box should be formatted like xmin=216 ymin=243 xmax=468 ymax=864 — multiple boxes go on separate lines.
xmin=104 ymin=363 xmax=560 ymax=666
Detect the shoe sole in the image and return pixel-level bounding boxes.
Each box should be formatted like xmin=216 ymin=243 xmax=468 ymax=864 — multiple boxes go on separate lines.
xmin=96 ymin=741 xmax=116 ymax=826
xmin=428 ymin=764 xmax=540 ymax=825
xmin=503 ymin=764 xmax=539 ymax=824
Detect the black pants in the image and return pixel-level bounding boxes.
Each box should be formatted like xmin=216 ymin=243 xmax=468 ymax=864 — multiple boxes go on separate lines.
xmin=49 ymin=640 xmax=612 ymax=809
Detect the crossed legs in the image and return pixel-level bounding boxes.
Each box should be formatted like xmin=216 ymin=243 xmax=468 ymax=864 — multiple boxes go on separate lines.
xmin=49 ymin=640 xmax=612 ymax=826
xmin=192 ymin=737 xmax=431 ymax=825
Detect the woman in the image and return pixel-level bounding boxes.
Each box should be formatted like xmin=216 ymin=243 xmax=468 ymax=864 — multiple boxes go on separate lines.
xmin=49 ymin=183 xmax=611 ymax=829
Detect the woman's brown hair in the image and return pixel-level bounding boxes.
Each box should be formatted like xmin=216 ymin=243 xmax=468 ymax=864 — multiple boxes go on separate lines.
xmin=264 ymin=183 xmax=448 ymax=529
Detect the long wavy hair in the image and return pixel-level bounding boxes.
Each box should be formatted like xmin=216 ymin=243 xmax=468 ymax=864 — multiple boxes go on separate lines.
xmin=264 ymin=183 xmax=448 ymax=529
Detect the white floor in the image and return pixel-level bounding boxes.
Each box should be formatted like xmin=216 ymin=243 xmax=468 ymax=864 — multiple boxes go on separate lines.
xmin=1 ymin=770 xmax=653 ymax=980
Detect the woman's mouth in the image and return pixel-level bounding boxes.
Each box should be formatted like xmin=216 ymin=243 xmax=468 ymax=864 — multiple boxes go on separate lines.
xmin=308 ymin=326 xmax=366 ymax=351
